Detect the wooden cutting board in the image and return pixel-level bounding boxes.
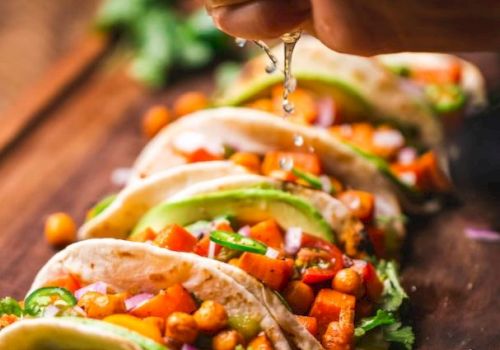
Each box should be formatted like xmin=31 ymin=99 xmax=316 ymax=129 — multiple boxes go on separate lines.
xmin=0 ymin=36 xmax=498 ymax=349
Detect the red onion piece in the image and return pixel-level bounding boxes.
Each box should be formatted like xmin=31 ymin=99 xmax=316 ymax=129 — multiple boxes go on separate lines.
xmin=397 ymin=147 xmax=417 ymax=165
xmin=319 ymin=176 xmax=332 ymax=193
xmin=465 ymin=228 xmax=500 ymax=242
xmin=285 ymin=227 xmax=302 ymax=255
xmin=265 ymin=247 xmax=280 ymax=259
xmin=373 ymin=129 xmax=404 ymax=150
xmin=75 ymin=282 xmax=109 ymax=300
xmin=238 ymin=225 xmax=251 ymax=237
xmin=181 ymin=345 xmax=199 ymax=350
xmin=43 ymin=304 xmax=61 ymax=317
xmin=315 ymin=97 xmax=336 ymax=128
xmin=125 ymin=293 xmax=154 ymax=311
xmin=351 ymin=259 xmax=367 ymax=277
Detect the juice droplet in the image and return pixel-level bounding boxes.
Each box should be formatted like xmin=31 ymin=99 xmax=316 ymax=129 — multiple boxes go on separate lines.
xmin=265 ymin=64 xmax=277 ymax=74
xmin=281 ymin=31 xmax=302 ymax=115
xmin=285 ymin=77 xmax=297 ymax=93
xmin=253 ymin=40 xmax=279 ymax=73
xmin=282 ymin=99 xmax=295 ymax=114
xmin=235 ymin=38 xmax=247 ymax=47
xmin=279 ymin=156 xmax=294 ymax=171
xmin=293 ymin=134 xmax=304 ymax=147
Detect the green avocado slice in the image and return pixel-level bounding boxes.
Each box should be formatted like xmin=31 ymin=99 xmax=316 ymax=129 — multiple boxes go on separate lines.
xmin=59 ymin=317 xmax=168 ymax=350
xmin=131 ymin=188 xmax=334 ymax=243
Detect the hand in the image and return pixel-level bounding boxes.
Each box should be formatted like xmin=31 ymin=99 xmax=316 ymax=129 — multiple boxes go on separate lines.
xmin=206 ymin=0 xmax=500 ymax=55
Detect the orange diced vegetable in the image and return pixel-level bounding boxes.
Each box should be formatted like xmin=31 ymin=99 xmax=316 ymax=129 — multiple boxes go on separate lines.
xmin=230 ymin=152 xmax=262 ymax=173
xmin=283 ymin=281 xmax=315 ymax=315
xmin=186 ymin=148 xmax=222 ymax=163
xmin=142 ymin=105 xmax=171 ymax=138
xmin=246 ymin=98 xmax=274 ymax=112
xmin=363 ymin=263 xmax=384 ymax=303
xmin=337 ymin=190 xmax=375 ymax=223
xmin=239 ymin=253 xmax=293 ymax=290
xmin=250 ymin=219 xmax=284 ymax=251
xmin=173 ymin=91 xmax=208 ymax=117
xmin=262 ymin=151 xmax=322 ymax=177
xmin=103 ymin=314 xmax=164 ymax=343
xmin=309 ymin=289 xmax=355 ymax=335
xmin=130 ymin=284 xmax=196 ymax=318
xmin=44 ymin=212 xmax=76 ymax=247
xmin=411 ymin=61 xmax=461 ymax=85
xmin=129 ymin=228 xmax=157 ymax=243
xmin=193 ymin=235 xmax=222 ymax=257
xmin=153 ymin=224 xmax=197 ymax=252
xmin=143 ymin=316 xmax=165 ymax=334
xmin=0 ymin=315 xmax=18 ymax=329
xmin=43 ymin=274 xmax=81 ymax=294
xmin=247 ymin=333 xmax=274 ymax=350
xmin=296 ymin=315 xmax=318 ymax=337
xmin=272 ymin=86 xmax=318 ymax=124
xmin=77 ymin=292 xmax=126 ymax=319
xmin=321 ymin=319 xmax=354 ymax=350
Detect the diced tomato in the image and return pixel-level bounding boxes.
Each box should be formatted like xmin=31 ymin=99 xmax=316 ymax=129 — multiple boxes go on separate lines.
xmin=43 ymin=274 xmax=81 ymax=294
xmin=301 ymin=234 xmax=344 ymax=274
xmin=272 ymin=86 xmax=318 ymax=124
xmin=362 ymin=263 xmax=384 ymax=303
xmin=411 ymin=61 xmax=462 ymax=85
xmin=130 ymin=284 xmax=196 ymax=318
xmin=309 ymin=289 xmax=355 ymax=335
xmin=366 ymin=226 xmax=386 ymax=258
xmin=262 ymin=151 xmax=322 ymax=177
xmin=129 ymin=228 xmax=157 ymax=243
xmin=239 ymin=253 xmax=293 ymax=290
xmin=186 ymin=148 xmax=222 ymax=163
xmin=213 ymin=219 xmax=234 ymax=232
xmin=250 ymin=219 xmax=284 ymax=251
xmin=296 ymin=315 xmax=318 ymax=337
xmin=337 ymin=190 xmax=375 ymax=223
xmin=193 ymin=235 xmax=222 ymax=257
xmin=153 ymin=224 xmax=197 ymax=252
xmin=302 ymin=268 xmax=336 ymax=284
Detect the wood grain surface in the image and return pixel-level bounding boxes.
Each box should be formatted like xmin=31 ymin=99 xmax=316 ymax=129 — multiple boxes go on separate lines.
xmin=0 ymin=26 xmax=499 ymax=350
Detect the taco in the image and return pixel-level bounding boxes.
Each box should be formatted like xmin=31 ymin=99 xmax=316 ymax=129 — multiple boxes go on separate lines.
xmin=0 ymin=239 xmax=292 ymax=350
xmin=375 ymin=52 xmax=487 ymax=115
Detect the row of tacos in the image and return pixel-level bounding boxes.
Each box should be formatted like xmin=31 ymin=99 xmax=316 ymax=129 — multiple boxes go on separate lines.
xmin=0 ymin=37 xmax=486 ymax=350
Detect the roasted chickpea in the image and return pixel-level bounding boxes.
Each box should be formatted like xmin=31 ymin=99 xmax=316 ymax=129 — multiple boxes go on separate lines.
xmin=142 ymin=105 xmax=171 ymax=138
xmin=77 ymin=292 xmax=125 ymax=319
xmin=213 ymin=329 xmax=244 ymax=350
xmin=165 ymin=312 xmax=198 ymax=344
xmin=44 ymin=212 xmax=76 ymax=247
xmin=193 ymin=300 xmax=228 ymax=333
xmin=247 ymin=333 xmax=274 ymax=350
xmin=282 ymin=281 xmax=315 ymax=315
xmin=333 ymin=268 xmax=363 ymax=297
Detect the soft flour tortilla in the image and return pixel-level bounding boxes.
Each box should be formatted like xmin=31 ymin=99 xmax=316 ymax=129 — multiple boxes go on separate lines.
xmin=375 ymin=52 xmax=487 ymax=112
xmin=79 ymin=162 xmax=247 ymax=239
xmin=215 ymin=36 xmax=442 ymax=149
xmin=29 ymin=239 xmax=294 ymax=350
xmin=130 ymin=107 xmax=407 ymax=213
xmin=0 ymin=318 xmax=165 ymax=350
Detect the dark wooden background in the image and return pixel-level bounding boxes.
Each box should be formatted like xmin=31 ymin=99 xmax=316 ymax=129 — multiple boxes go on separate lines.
xmin=0 ymin=1 xmax=499 ymax=349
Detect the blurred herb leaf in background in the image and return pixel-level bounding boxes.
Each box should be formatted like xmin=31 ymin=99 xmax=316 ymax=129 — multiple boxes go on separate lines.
xmin=96 ymin=0 xmax=238 ymax=87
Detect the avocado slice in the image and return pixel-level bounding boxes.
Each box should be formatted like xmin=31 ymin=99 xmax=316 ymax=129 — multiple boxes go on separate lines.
xmin=86 ymin=194 xmax=117 ymax=221
xmin=131 ymin=188 xmax=334 ymax=243
xmin=60 ymin=317 xmax=168 ymax=350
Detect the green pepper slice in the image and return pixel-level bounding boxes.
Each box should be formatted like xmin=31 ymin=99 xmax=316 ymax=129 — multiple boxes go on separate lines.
xmin=425 ymin=84 xmax=466 ymax=114
xmin=291 ymin=167 xmax=323 ymax=190
xmin=24 ymin=287 xmax=77 ymax=316
xmin=210 ymin=230 xmax=267 ymax=254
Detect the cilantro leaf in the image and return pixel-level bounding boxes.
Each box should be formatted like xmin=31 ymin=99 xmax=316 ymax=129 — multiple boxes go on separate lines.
xmin=355 ymin=309 xmax=396 ymax=337
xmin=383 ymin=322 xmax=415 ymax=350
xmin=377 ymin=261 xmax=408 ymax=311
xmin=0 ymin=297 xmax=23 ymax=317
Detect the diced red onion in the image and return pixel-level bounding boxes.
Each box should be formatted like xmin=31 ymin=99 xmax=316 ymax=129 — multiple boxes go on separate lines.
xmin=181 ymin=345 xmax=199 ymax=350
xmin=398 ymin=171 xmax=417 ymax=186
xmin=265 ymin=247 xmax=280 ymax=259
xmin=75 ymin=282 xmax=108 ymax=300
xmin=208 ymin=241 xmax=217 ymax=259
xmin=238 ymin=225 xmax=251 ymax=237
xmin=373 ymin=129 xmax=404 ymax=150
xmin=315 ymin=97 xmax=336 ymax=128
xmin=43 ymin=304 xmax=61 ymax=317
xmin=319 ymin=176 xmax=332 ymax=193
xmin=285 ymin=227 xmax=303 ymax=255
xmin=125 ymin=293 xmax=154 ymax=311
xmin=351 ymin=259 xmax=367 ymax=277
xmin=465 ymin=228 xmax=500 ymax=242
xmin=111 ymin=167 xmax=132 ymax=186
xmin=397 ymin=147 xmax=417 ymax=165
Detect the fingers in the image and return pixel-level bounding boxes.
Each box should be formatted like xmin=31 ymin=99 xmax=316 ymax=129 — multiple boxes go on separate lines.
xmin=209 ymin=0 xmax=311 ymax=40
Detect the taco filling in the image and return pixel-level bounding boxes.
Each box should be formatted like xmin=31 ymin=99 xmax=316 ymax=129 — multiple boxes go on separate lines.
xmin=0 ymin=281 xmax=274 ymax=350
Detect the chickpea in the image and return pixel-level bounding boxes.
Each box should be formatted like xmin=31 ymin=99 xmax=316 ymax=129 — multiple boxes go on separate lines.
xmin=332 ymin=268 xmax=363 ymax=298
xmin=142 ymin=105 xmax=171 ymax=138
xmin=213 ymin=329 xmax=244 ymax=350
xmin=165 ymin=312 xmax=198 ymax=344
xmin=44 ymin=212 xmax=76 ymax=247
xmin=193 ymin=300 xmax=228 ymax=333
xmin=77 ymin=292 xmax=125 ymax=319
xmin=143 ymin=316 xmax=165 ymax=334
xmin=247 ymin=333 xmax=274 ymax=350
xmin=282 ymin=281 xmax=315 ymax=315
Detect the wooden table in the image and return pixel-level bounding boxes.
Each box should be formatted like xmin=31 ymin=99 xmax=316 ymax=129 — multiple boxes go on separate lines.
xmin=0 ymin=34 xmax=499 ymax=349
